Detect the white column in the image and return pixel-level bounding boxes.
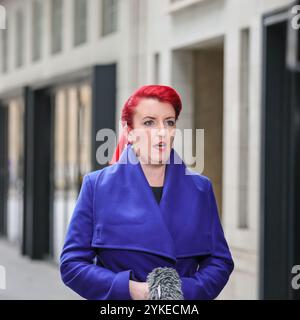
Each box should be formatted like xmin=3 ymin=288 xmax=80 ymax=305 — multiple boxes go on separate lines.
xmin=223 ymin=28 xmax=241 ymax=232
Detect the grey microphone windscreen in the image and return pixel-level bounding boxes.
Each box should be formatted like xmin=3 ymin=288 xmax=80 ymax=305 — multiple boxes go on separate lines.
xmin=146 ymin=267 xmax=184 ymax=300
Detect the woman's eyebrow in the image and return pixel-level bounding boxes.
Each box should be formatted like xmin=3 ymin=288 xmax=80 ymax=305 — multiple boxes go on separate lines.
xmin=142 ymin=116 xmax=175 ymax=120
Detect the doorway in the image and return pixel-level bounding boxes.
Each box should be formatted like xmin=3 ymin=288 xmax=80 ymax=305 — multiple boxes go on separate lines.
xmin=260 ymin=7 xmax=300 ymax=300
xmin=172 ymin=37 xmax=224 ymax=217
xmin=50 ymin=82 xmax=92 ymax=262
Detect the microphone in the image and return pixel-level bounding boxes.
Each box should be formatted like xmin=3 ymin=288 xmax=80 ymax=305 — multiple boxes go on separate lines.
xmin=146 ymin=267 xmax=184 ymax=300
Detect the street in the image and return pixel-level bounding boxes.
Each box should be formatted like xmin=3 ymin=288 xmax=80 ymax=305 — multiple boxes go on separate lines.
xmin=0 ymin=239 xmax=81 ymax=300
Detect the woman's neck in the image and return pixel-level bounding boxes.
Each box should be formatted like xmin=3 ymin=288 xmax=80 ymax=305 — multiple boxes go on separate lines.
xmin=139 ymin=162 xmax=166 ymax=187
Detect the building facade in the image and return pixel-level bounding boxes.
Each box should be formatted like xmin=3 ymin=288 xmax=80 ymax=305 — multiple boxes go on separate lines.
xmin=0 ymin=0 xmax=299 ymax=300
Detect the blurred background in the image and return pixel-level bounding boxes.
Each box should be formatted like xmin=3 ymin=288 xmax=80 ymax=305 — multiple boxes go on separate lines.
xmin=0 ymin=0 xmax=299 ymax=300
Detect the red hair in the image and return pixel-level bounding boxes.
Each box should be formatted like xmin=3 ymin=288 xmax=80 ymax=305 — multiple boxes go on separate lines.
xmin=109 ymin=85 xmax=182 ymax=165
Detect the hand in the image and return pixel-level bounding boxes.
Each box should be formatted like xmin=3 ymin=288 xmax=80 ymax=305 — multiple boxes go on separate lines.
xmin=129 ymin=280 xmax=149 ymax=300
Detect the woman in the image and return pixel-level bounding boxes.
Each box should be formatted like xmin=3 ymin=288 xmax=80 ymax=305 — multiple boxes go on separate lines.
xmin=60 ymin=85 xmax=234 ymax=300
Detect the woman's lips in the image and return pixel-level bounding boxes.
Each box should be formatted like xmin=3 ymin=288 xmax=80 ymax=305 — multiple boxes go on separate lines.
xmin=153 ymin=142 xmax=167 ymax=152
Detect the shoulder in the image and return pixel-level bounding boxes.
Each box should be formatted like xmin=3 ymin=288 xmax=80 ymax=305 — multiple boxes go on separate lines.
xmin=185 ymin=167 xmax=212 ymax=193
xmin=83 ymin=163 xmax=118 ymax=189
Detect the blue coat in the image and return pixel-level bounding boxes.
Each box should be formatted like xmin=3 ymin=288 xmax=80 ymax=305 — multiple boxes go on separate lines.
xmin=60 ymin=144 xmax=234 ymax=300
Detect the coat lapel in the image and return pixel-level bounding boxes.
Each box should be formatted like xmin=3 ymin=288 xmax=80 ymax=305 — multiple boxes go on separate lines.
xmin=92 ymin=144 xmax=212 ymax=263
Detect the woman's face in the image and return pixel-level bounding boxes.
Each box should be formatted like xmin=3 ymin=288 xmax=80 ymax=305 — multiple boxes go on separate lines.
xmin=127 ymin=98 xmax=176 ymax=165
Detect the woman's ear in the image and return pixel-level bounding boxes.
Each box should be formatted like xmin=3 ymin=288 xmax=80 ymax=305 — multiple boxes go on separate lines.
xmin=126 ymin=125 xmax=133 ymax=144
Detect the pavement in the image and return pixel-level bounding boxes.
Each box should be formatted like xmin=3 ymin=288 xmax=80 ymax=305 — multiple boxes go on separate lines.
xmin=0 ymin=239 xmax=82 ymax=300
xmin=0 ymin=237 xmax=238 ymax=300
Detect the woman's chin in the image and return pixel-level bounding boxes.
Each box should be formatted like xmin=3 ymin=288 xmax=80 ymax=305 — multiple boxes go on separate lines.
xmin=149 ymin=152 xmax=171 ymax=164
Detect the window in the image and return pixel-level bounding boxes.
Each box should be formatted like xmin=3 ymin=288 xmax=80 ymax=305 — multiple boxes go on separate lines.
xmin=238 ymin=28 xmax=250 ymax=229
xmin=32 ymin=0 xmax=43 ymax=61
xmin=101 ymin=0 xmax=118 ymax=36
xmin=74 ymin=0 xmax=87 ymax=46
xmin=15 ymin=8 xmax=24 ymax=68
xmin=1 ymin=25 xmax=8 ymax=73
xmin=154 ymin=53 xmax=161 ymax=84
xmin=51 ymin=0 xmax=63 ymax=54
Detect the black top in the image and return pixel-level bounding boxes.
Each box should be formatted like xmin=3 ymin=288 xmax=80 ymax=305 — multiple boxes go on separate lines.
xmin=150 ymin=186 xmax=163 ymax=204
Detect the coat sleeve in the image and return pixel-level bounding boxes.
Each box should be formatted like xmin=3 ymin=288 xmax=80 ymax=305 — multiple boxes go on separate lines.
xmin=59 ymin=174 xmax=133 ymax=300
xmin=180 ymin=179 xmax=234 ymax=300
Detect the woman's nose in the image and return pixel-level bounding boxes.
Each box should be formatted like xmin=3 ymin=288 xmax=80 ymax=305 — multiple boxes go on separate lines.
xmin=157 ymin=124 xmax=167 ymax=136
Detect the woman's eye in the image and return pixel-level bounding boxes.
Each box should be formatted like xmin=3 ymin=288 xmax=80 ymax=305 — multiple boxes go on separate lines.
xmin=167 ymin=120 xmax=175 ymax=126
xmin=144 ymin=120 xmax=175 ymax=127
xmin=144 ymin=120 xmax=154 ymax=126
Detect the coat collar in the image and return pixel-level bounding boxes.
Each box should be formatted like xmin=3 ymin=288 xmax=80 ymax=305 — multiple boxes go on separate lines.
xmin=92 ymin=144 xmax=212 ymax=263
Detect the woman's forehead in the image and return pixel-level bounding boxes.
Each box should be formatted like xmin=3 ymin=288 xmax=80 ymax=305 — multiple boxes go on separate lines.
xmin=135 ymin=98 xmax=175 ymax=118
